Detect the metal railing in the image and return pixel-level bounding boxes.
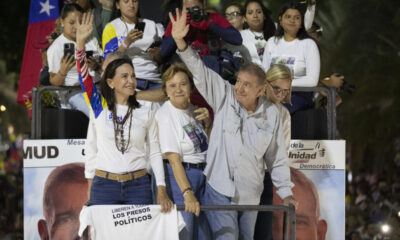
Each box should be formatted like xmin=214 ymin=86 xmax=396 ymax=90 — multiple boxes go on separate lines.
xmin=31 ymin=86 xmax=336 ymax=140
xmin=291 ymin=86 xmax=337 ymax=140
xmin=31 ymin=85 xmax=83 ymax=139
xmin=82 ymin=204 xmax=296 ymax=240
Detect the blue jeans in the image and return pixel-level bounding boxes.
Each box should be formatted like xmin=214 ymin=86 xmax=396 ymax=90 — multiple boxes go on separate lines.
xmin=203 ymin=183 xmax=258 ymax=240
xmin=136 ymin=78 xmax=162 ymax=90
xmin=88 ymin=173 xmax=153 ymax=205
xmin=254 ymin=172 xmax=273 ymax=240
xmin=164 ymin=162 xmax=210 ymax=240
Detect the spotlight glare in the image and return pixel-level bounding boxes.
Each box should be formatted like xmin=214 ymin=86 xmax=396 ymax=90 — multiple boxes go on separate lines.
xmin=0 ymin=105 xmax=6 ymax=112
xmin=381 ymin=224 xmax=390 ymax=233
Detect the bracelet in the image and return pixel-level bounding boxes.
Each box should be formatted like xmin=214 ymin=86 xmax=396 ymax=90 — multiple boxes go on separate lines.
xmin=182 ymin=187 xmax=193 ymax=196
xmin=121 ymin=41 xmax=128 ymax=48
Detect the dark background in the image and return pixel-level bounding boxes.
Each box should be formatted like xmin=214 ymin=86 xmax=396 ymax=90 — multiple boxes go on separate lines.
xmin=0 ymin=0 xmax=399 ymax=237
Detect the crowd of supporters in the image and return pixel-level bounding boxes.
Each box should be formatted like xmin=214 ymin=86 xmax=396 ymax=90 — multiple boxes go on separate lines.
xmin=9 ymin=0 xmax=399 ymax=239
xmin=345 ymin=166 xmax=400 ymax=240
xmin=0 ymin=133 xmax=23 ymax=239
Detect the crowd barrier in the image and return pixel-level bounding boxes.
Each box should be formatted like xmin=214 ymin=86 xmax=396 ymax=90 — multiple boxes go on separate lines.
xmin=31 ymin=85 xmax=337 ymax=140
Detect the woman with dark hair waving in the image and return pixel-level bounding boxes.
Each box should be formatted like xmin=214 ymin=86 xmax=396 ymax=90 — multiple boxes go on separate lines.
xmin=75 ymin=12 xmax=172 ymax=209
xmin=262 ymin=2 xmax=320 ymax=114
xmin=102 ymin=0 xmax=164 ymax=90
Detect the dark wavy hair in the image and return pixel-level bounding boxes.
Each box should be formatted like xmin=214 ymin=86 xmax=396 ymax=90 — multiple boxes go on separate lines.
xmin=243 ymin=0 xmax=275 ymax=40
xmin=275 ymin=2 xmax=310 ymax=40
xmin=111 ymin=0 xmax=142 ymax=21
xmin=100 ymin=58 xmax=140 ymax=111
xmin=60 ymin=3 xmax=84 ymax=19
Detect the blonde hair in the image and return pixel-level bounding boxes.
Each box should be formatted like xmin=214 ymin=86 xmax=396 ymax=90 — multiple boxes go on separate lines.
xmin=265 ymin=64 xmax=293 ymax=104
xmin=161 ymin=63 xmax=194 ymax=97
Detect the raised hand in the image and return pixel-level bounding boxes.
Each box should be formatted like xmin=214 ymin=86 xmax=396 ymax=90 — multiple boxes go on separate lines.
xmin=76 ymin=12 xmax=94 ymax=51
xmin=169 ymin=8 xmax=190 ymax=50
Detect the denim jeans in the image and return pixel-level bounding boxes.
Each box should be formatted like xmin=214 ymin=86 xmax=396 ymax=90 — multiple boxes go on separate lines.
xmin=203 ymin=183 xmax=258 ymax=240
xmin=164 ymin=162 xmax=210 ymax=240
xmin=254 ymin=172 xmax=273 ymax=240
xmin=136 ymin=78 xmax=162 ymax=90
xmin=88 ymin=173 xmax=153 ymax=205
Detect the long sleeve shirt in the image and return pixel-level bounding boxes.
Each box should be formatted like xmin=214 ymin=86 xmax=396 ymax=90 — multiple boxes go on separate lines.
xmin=262 ymin=37 xmax=320 ymax=87
xmin=76 ymin=49 xmax=165 ymax=186
xmin=177 ymin=47 xmax=293 ymax=204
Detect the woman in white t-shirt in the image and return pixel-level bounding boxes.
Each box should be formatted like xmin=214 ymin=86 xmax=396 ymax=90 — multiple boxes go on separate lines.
xmin=155 ymin=63 xmax=211 ymax=240
xmin=47 ymin=3 xmax=102 ymax=117
xmin=240 ymin=0 xmax=276 ymax=66
xmin=102 ymin=0 xmax=163 ymax=91
xmin=238 ymin=0 xmax=315 ymax=67
xmin=262 ymin=2 xmax=320 ymax=114
xmin=75 ymin=12 xmax=172 ymax=210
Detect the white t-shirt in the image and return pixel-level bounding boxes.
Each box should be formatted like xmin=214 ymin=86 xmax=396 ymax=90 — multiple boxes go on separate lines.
xmin=155 ymin=101 xmax=207 ymax=164
xmin=262 ymin=37 xmax=320 ymax=87
xmin=85 ymin=102 xmax=165 ymax=186
xmin=79 ymin=205 xmax=185 ymax=240
xmin=240 ymin=29 xmax=268 ymax=67
xmin=47 ymin=34 xmax=102 ymax=86
xmin=102 ymin=18 xmax=163 ymax=82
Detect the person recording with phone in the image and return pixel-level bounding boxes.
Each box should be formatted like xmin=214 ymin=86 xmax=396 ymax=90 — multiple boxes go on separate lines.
xmin=102 ymin=0 xmax=164 ymax=90
xmin=47 ymin=3 xmax=102 ymax=117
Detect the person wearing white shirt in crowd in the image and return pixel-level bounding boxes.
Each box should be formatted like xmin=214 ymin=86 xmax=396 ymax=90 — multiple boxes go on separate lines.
xmin=155 ymin=63 xmax=211 ymax=240
xmin=168 ymin=8 xmax=297 ymax=240
xmin=262 ymin=2 xmax=320 ymax=114
xmin=240 ymin=0 xmax=316 ymax=67
xmin=254 ymin=64 xmax=293 ymax=239
xmin=47 ymin=3 xmax=102 ymax=117
xmin=102 ymin=0 xmax=164 ymax=91
xmin=75 ymin=12 xmax=172 ymax=210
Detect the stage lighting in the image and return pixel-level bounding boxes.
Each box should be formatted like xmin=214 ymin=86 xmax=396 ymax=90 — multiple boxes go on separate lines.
xmin=381 ymin=224 xmax=390 ymax=234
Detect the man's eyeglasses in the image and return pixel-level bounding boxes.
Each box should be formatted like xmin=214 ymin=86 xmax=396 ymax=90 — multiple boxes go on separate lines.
xmin=225 ymin=11 xmax=242 ymax=18
xmin=272 ymin=86 xmax=290 ymax=96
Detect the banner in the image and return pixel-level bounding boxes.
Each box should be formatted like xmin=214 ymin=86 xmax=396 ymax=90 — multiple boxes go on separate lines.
xmin=273 ymin=140 xmax=345 ymax=240
xmin=23 ymin=139 xmax=86 ymax=168
xmin=24 ymin=139 xmax=345 ymax=239
xmin=79 ymin=205 xmax=185 ymax=240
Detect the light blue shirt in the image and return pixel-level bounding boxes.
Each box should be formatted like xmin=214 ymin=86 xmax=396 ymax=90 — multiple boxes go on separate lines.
xmin=177 ymin=48 xmax=294 ymax=204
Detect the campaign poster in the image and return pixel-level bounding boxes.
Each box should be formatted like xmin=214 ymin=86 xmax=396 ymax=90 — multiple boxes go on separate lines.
xmin=23 ymin=139 xmax=86 ymax=240
xmin=273 ymin=140 xmax=345 ymax=240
